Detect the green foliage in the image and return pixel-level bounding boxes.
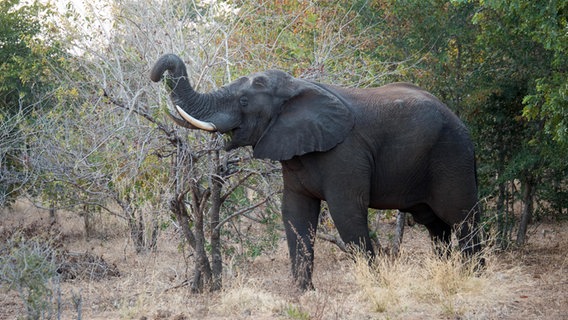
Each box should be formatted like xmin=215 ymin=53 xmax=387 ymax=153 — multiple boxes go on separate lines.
xmin=466 ymin=0 xmax=567 ymax=223
xmin=0 ymin=0 xmax=63 ymax=116
xmin=473 ymin=0 xmax=567 ymax=144
xmin=0 ymin=234 xmax=59 ymax=319
xmin=0 ymin=0 xmax=66 ymax=206
xmin=221 ymin=185 xmax=281 ymax=260
xmin=0 ymin=109 xmax=29 ymax=206
xmin=230 ymin=0 xmax=391 ymax=86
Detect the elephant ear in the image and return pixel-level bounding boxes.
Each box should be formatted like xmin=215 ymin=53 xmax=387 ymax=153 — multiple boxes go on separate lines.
xmin=253 ymin=80 xmax=354 ymax=161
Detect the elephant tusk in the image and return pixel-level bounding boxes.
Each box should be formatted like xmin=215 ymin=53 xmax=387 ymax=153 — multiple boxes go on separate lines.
xmin=175 ymin=105 xmax=217 ymax=132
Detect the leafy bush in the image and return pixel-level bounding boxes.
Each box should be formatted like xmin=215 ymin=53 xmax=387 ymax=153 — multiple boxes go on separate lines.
xmin=0 ymin=233 xmax=59 ymax=319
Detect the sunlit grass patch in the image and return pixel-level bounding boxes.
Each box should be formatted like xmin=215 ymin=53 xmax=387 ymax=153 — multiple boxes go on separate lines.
xmin=353 ymin=253 xmax=409 ymax=313
xmin=218 ymin=278 xmax=286 ymax=317
xmin=352 ymin=245 xmax=522 ymax=318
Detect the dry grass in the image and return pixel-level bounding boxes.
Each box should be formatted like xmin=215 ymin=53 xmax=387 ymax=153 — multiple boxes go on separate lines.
xmin=352 ymin=248 xmax=525 ymax=319
xmin=1 ymin=200 xmax=567 ymax=319
xmin=217 ymin=278 xmax=287 ymax=317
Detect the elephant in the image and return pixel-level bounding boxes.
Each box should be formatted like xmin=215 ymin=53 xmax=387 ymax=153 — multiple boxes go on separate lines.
xmin=151 ymin=54 xmax=483 ymax=290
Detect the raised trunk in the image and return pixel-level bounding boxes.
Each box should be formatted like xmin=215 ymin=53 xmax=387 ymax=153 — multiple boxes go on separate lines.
xmin=151 ymin=54 xmax=234 ymax=132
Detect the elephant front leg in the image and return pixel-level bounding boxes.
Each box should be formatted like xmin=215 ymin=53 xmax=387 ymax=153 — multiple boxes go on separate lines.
xmin=282 ymin=189 xmax=321 ymax=290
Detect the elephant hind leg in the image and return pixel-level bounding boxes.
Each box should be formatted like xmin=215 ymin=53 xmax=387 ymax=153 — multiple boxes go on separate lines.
xmin=456 ymin=204 xmax=485 ymax=266
xmin=405 ymin=204 xmax=452 ymax=256
xmin=326 ymin=200 xmax=375 ymax=258
xmin=426 ymin=219 xmax=452 ymax=257
xmin=452 ymin=217 xmax=485 ymax=273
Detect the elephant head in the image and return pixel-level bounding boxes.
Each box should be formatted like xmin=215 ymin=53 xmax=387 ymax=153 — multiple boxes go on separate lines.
xmin=151 ymin=54 xmax=354 ymax=161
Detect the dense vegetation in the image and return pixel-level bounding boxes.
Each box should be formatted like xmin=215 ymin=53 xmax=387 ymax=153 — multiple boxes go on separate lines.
xmin=1 ymin=0 xmax=566 ymax=302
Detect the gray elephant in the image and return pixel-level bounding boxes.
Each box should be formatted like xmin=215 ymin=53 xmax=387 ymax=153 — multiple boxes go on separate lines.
xmin=151 ymin=54 xmax=483 ymax=290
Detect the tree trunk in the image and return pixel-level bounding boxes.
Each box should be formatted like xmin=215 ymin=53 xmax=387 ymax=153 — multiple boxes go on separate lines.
xmin=190 ymin=264 xmax=202 ymax=293
xmin=82 ymin=206 xmax=92 ymax=241
xmin=149 ymin=214 xmax=159 ymax=252
xmin=128 ymin=211 xmax=145 ymax=253
xmin=391 ymin=211 xmax=406 ymax=256
xmin=123 ymin=197 xmax=145 ymax=253
xmin=496 ymin=181 xmax=510 ymax=248
xmin=170 ymin=196 xmax=196 ymax=248
xmin=49 ymin=204 xmax=57 ymax=226
xmin=209 ymin=151 xmax=223 ymax=291
xmin=516 ymin=177 xmax=536 ymax=246
xmin=170 ymin=137 xmax=214 ymax=292
xmin=192 ymin=205 xmax=212 ymax=292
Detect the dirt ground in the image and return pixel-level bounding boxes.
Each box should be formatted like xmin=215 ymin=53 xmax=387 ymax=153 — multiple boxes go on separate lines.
xmin=1 ymin=200 xmax=567 ymax=319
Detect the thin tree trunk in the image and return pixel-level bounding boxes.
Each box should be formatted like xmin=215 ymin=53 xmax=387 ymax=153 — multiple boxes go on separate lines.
xmin=171 ymin=137 xmax=214 ymax=292
xmin=49 ymin=204 xmax=57 ymax=226
xmin=124 ymin=197 xmax=145 ymax=253
xmin=392 ymin=211 xmax=406 ymax=256
xmin=171 ymin=196 xmax=196 ymax=248
xmin=190 ymin=264 xmax=202 ymax=293
xmin=138 ymin=210 xmax=145 ymax=250
xmin=209 ymin=152 xmax=223 ymax=291
xmin=128 ymin=212 xmax=145 ymax=253
xmin=496 ymin=181 xmax=507 ymax=248
xmin=82 ymin=206 xmax=92 ymax=241
xmin=191 ymin=184 xmax=212 ymax=292
xmin=517 ymin=177 xmax=535 ymax=246
xmin=149 ymin=214 xmax=159 ymax=251
xmin=171 ymin=139 xmax=197 ymax=249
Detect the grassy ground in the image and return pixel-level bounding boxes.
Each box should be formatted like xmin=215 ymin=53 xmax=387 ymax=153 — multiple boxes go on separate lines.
xmin=1 ymin=200 xmax=567 ymax=319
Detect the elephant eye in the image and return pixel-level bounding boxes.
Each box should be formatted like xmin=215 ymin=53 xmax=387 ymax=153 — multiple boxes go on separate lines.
xmin=239 ymin=96 xmax=249 ymax=107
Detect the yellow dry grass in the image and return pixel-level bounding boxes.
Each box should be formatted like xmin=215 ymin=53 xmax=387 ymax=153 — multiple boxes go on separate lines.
xmin=352 ymin=248 xmax=526 ymax=319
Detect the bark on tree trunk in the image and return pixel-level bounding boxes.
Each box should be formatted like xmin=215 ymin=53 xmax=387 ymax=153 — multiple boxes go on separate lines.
xmin=190 ymin=264 xmax=202 ymax=293
xmin=392 ymin=211 xmax=406 ymax=256
xmin=496 ymin=180 xmax=513 ymax=248
xmin=149 ymin=214 xmax=159 ymax=252
xmin=171 ymin=196 xmax=196 ymax=248
xmin=170 ymin=138 xmax=215 ymax=292
xmin=192 ymin=212 xmax=212 ymax=292
xmin=209 ymin=151 xmax=223 ymax=291
xmin=82 ymin=206 xmax=92 ymax=241
xmin=516 ymin=177 xmax=535 ymax=246
xmin=128 ymin=210 xmax=145 ymax=253
xmin=49 ymin=204 xmax=57 ymax=226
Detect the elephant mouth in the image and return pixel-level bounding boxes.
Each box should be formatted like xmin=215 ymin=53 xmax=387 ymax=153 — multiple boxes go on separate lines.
xmin=225 ymin=126 xmax=257 ymax=151
xmin=224 ymin=131 xmax=240 ymax=151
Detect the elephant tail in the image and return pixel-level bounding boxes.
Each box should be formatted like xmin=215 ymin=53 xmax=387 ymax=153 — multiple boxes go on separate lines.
xmin=474 ymin=152 xmax=479 ymax=189
xmin=473 ymin=152 xmax=484 ymax=221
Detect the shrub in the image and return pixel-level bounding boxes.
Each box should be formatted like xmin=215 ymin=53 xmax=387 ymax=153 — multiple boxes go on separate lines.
xmin=0 ymin=233 xmax=59 ymax=319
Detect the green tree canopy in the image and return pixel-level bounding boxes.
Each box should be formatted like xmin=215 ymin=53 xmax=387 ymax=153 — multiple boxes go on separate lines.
xmin=0 ymin=0 xmax=65 ymax=205
xmin=478 ymin=0 xmax=567 ymax=145
xmin=0 ymin=0 xmax=63 ymax=116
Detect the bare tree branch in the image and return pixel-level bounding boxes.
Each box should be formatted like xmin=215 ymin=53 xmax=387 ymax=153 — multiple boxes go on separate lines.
xmin=214 ymin=193 xmax=277 ymax=233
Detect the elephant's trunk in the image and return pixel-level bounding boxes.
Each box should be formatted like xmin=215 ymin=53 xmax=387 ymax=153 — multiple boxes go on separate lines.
xmin=150 ymin=54 xmax=221 ymax=131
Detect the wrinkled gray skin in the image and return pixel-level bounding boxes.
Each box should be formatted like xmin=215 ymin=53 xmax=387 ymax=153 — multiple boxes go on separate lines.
xmin=151 ymin=54 xmax=483 ymax=290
